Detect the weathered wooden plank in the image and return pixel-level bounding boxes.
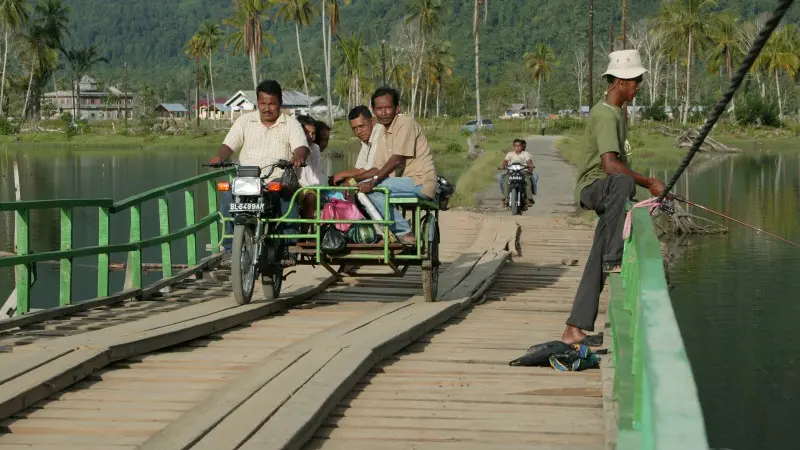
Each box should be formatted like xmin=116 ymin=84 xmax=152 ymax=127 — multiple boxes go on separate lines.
xmin=304 ymin=438 xmax=601 ymax=450
xmin=0 ymin=349 xmax=111 ymax=421
xmin=314 ymin=426 xmax=603 ymax=445
xmin=0 ymin=349 xmax=73 ymax=384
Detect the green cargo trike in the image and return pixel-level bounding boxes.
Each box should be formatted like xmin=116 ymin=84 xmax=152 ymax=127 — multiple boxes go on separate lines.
xmin=213 ymin=160 xmax=448 ymax=305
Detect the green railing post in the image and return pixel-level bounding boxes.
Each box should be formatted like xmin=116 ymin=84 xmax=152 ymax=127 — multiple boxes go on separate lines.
xmin=58 ymin=208 xmax=73 ymax=306
xmin=97 ymin=206 xmax=110 ymax=297
xmin=14 ymin=209 xmax=30 ymax=315
xmin=158 ymin=197 xmax=173 ymax=279
xmin=125 ymin=205 xmax=142 ymax=290
xmin=185 ymin=191 xmax=197 ymax=266
xmin=207 ymin=179 xmax=219 ymax=254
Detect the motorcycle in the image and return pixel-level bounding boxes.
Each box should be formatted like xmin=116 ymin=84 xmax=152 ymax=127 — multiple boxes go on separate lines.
xmin=505 ymin=163 xmax=529 ymax=216
xmin=209 ymin=160 xmax=301 ymax=305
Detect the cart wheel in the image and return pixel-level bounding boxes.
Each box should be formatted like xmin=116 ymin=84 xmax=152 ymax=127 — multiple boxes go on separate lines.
xmin=421 ymin=214 xmax=440 ymax=302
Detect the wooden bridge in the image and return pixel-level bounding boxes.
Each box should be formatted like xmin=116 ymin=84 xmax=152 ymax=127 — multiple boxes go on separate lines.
xmin=0 ymin=142 xmax=709 ymax=449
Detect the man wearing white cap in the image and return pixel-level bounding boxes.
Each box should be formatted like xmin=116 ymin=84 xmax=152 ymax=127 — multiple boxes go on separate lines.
xmin=561 ymin=49 xmax=667 ymax=347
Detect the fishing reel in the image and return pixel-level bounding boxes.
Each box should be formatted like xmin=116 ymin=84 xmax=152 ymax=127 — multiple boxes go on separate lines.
xmin=657 ymin=198 xmax=677 ymax=215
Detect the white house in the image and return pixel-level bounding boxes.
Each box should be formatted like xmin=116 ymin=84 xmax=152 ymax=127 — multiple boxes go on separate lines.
xmin=224 ymin=89 xmax=343 ymax=121
xmin=42 ymin=75 xmax=134 ymax=120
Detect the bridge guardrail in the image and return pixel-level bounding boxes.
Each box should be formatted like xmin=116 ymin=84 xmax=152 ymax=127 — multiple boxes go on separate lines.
xmin=0 ymin=168 xmax=235 ymax=315
xmin=609 ymin=207 xmax=709 ymax=449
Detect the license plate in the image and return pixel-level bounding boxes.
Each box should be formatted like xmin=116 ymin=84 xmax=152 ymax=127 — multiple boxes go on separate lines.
xmin=229 ymin=203 xmax=264 ymax=213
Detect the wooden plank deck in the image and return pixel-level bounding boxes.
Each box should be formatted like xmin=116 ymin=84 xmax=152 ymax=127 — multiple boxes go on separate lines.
xmin=305 ymin=216 xmax=609 ymax=450
xmin=0 ymin=211 xmax=486 ymax=449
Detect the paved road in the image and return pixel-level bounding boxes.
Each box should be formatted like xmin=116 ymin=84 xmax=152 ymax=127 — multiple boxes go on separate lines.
xmin=475 ymin=135 xmax=578 ymax=218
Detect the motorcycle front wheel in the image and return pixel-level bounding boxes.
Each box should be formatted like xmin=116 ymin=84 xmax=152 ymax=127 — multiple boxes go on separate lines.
xmin=509 ymin=188 xmax=520 ymax=215
xmin=231 ymin=223 xmax=258 ymax=305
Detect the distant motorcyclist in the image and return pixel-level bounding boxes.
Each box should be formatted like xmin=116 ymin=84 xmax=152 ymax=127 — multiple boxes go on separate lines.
xmin=497 ymin=139 xmax=537 ymax=206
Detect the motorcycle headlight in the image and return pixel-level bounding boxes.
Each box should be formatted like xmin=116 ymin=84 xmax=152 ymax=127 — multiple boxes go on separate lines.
xmin=232 ymin=177 xmax=261 ymax=196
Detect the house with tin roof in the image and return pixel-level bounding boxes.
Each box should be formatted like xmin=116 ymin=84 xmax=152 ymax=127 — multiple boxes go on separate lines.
xmin=154 ymin=103 xmax=188 ymax=119
xmin=224 ymin=90 xmax=342 ymax=121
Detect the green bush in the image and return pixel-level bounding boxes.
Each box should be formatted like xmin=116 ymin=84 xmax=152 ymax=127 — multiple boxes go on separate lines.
xmin=0 ymin=116 xmax=18 ymax=135
xmin=641 ymin=97 xmax=668 ymax=122
xmin=434 ymin=140 xmax=464 ymax=154
xmin=549 ymin=116 xmax=584 ymax=134
xmin=737 ymin=95 xmax=780 ymax=127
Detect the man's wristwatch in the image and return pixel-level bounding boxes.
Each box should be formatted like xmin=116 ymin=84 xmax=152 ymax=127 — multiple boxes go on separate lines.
xmin=371 ymin=175 xmax=379 ymax=183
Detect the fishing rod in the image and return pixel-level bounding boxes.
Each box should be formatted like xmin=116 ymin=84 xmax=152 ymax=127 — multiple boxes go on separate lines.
xmin=671 ymin=194 xmax=800 ymax=249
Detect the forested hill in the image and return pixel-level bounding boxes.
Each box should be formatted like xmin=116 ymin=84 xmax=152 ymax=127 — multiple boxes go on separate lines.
xmin=62 ymin=0 xmax=799 ymax=104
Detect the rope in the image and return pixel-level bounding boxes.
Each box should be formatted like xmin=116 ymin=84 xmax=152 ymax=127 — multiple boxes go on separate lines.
xmin=623 ymin=198 xmax=662 ymax=241
xmin=656 ymin=0 xmax=797 ymax=202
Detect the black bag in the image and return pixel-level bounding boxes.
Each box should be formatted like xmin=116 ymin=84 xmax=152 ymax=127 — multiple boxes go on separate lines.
xmin=321 ymin=224 xmax=348 ymax=254
xmin=436 ymin=176 xmax=455 ymax=211
xmin=279 ymin=166 xmax=301 ymax=201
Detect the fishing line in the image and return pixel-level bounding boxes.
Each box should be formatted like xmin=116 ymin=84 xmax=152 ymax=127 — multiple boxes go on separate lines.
xmin=656 ymin=0 xmax=797 ymax=202
xmin=671 ymin=194 xmax=800 ymax=249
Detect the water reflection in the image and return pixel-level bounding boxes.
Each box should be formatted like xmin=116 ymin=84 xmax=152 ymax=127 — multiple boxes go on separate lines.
xmin=670 ymin=153 xmax=800 ymax=450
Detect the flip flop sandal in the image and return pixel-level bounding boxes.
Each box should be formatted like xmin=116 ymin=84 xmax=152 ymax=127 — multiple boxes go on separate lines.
xmin=578 ymin=333 xmax=604 ymax=347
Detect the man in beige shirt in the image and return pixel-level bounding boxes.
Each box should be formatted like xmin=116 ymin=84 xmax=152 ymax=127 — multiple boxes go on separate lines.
xmin=209 ymin=80 xmax=309 ymax=252
xmin=349 ymin=88 xmax=437 ymax=244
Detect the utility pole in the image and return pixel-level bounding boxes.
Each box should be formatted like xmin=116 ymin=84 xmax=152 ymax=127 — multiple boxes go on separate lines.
xmin=380 ymin=40 xmax=387 ymax=87
xmin=588 ymin=0 xmax=594 ymax=108
xmin=123 ymin=62 xmax=128 ymax=130
xmin=622 ymin=0 xmax=627 ymax=49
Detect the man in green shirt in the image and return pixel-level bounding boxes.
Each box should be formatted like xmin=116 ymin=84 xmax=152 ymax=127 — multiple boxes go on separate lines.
xmin=562 ymin=50 xmax=667 ymax=346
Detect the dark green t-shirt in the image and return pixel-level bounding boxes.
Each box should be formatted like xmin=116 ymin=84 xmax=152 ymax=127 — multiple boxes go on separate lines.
xmin=574 ymin=102 xmax=630 ymax=205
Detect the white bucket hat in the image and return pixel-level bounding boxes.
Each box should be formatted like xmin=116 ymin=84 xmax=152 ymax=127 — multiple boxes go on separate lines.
xmin=602 ymin=49 xmax=647 ymax=80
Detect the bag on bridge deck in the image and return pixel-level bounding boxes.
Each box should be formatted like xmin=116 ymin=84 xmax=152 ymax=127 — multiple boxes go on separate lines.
xmin=508 ymin=340 xmax=599 ymax=372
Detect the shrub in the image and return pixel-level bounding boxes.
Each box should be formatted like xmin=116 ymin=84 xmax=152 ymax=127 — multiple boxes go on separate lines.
xmin=435 ymin=140 xmax=464 ymax=154
xmin=0 ymin=116 xmax=18 ymax=135
xmin=737 ymin=95 xmax=780 ymax=127
xmin=549 ymin=116 xmax=584 ymax=134
xmin=641 ymin=97 xmax=668 ymax=122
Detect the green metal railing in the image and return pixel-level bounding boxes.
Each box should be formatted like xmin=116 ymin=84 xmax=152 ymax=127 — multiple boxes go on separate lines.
xmin=0 ymin=168 xmax=235 ymax=315
xmin=609 ymin=207 xmax=708 ymax=449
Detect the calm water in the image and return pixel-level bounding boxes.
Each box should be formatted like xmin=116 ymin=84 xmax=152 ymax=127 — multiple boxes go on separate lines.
xmin=668 ymin=152 xmax=800 ymax=450
xmin=0 ymin=144 xmax=465 ymax=308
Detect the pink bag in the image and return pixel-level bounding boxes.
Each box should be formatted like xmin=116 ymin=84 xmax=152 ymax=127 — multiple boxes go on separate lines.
xmin=321 ymin=198 xmax=364 ymax=232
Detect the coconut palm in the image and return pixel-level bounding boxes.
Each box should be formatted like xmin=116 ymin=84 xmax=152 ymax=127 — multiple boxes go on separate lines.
xmin=0 ymin=0 xmax=30 ymax=116
xmin=275 ymin=0 xmax=317 ymax=107
xmin=523 ymin=43 xmax=555 ymax=113
xmin=225 ymin=0 xmax=276 ymax=91
xmin=336 ymin=33 xmax=368 ymax=111
xmin=62 ymin=45 xmax=107 ymax=122
xmin=405 ymin=0 xmax=442 ymax=117
xmin=657 ymin=0 xmax=716 ymax=125
xmin=185 ymin=35 xmax=204 ymax=126
xmin=321 ymin=0 xmax=349 ymax=125
xmin=425 ymin=40 xmax=453 ymax=117
xmin=473 ymin=0 xmax=481 ymax=127
xmin=20 ymin=24 xmax=56 ymax=119
xmin=33 ymin=0 xmax=70 ymax=95
xmin=760 ymin=25 xmax=800 ymax=119
xmin=197 ymin=22 xmax=223 ymax=121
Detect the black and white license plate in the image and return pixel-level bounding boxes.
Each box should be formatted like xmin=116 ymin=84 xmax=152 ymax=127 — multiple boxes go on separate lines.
xmin=229 ymin=203 xmax=264 ymax=213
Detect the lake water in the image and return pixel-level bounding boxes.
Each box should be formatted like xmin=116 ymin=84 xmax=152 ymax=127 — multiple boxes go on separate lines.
xmin=1 ymin=142 xmax=799 ymax=448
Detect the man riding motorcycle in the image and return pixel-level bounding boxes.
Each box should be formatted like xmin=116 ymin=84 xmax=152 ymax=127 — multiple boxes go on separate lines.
xmin=498 ymin=139 xmax=537 ymax=207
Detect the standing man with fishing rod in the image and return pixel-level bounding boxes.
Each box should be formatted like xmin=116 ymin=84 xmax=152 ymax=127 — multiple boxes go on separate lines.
xmin=561 ymin=50 xmax=667 ymax=347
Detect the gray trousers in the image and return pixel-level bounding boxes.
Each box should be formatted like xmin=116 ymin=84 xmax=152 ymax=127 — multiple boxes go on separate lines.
xmin=566 ymin=174 xmax=636 ymax=331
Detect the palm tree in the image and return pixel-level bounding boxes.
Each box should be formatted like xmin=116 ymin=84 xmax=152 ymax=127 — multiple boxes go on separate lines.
xmin=321 ymin=0 xmax=349 ymax=125
xmin=708 ymin=12 xmax=738 ymax=119
xmin=523 ymin=44 xmax=555 ymax=114
xmin=185 ymin=35 xmax=204 ymax=127
xmin=225 ymin=0 xmax=275 ymax=91
xmin=473 ymin=0 xmax=482 ymax=127
xmin=62 ymin=45 xmax=107 ymax=123
xmin=336 ymin=33 xmax=368 ymax=111
xmin=197 ymin=22 xmax=223 ymax=121
xmin=657 ymin=0 xmax=716 ymax=125
xmin=0 ymin=0 xmax=30 ymax=116
xmin=760 ymin=25 xmax=800 ymax=119
xmin=34 ymin=0 xmax=69 ymax=94
xmin=425 ymin=40 xmax=453 ymax=117
xmin=275 ymin=0 xmax=317 ymax=107
xmin=406 ymin=0 xmax=442 ymax=117
xmin=21 ymin=24 xmax=56 ymax=119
